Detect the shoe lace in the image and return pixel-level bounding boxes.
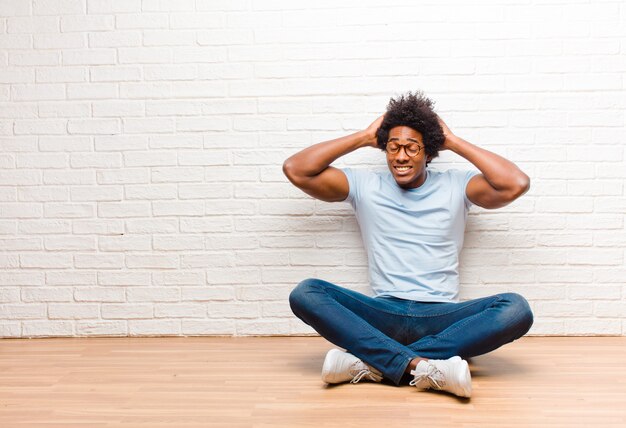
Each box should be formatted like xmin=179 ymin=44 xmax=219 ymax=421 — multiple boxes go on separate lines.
xmin=349 ymin=363 xmax=382 ymax=384
xmin=409 ymin=362 xmax=446 ymax=390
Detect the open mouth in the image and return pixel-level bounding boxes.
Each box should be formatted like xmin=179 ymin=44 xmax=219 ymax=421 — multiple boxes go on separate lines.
xmin=394 ymin=165 xmax=412 ymax=174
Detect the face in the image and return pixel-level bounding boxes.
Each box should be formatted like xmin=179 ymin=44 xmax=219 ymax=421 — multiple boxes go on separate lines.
xmin=385 ymin=126 xmax=431 ymax=189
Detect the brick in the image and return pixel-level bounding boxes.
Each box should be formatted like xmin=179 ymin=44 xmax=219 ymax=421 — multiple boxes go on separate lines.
xmin=207 ymin=301 xmax=258 ymax=319
xmin=63 ymin=49 xmax=116 ymax=65
xmin=562 ymin=319 xmax=621 ymax=335
xmin=71 ymin=153 xmax=121 ymax=168
xmin=126 ymin=255 xmax=178 ymax=269
xmin=11 ymin=51 xmax=61 ymax=66
xmin=87 ymin=0 xmax=140 ymax=14
xmin=152 ymin=201 xmax=203 ymax=217
xmin=49 ymin=303 xmax=99 ymax=319
xmin=236 ymin=250 xmax=289 ymax=267
xmin=0 ymin=286 xmax=19 ymax=302
xmin=44 ymin=203 xmax=93 ymax=218
xmin=142 ymin=0 xmax=193 ymax=11
xmin=33 ymin=0 xmax=86 ymax=15
xmin=96 ymin=169 xmax=148 ymax=184
xmin=67 ymin=83 xmax=118 ymax=100
xmin=237 ymin=285 xmax=289 ymax=301
xmin=0 ymin=272 xmax=44 ymax=286
xmin=153 ymin=235 xmax=204 ymax=251
xmin=74 ymin=287 xmax=124 ymax=302
xmin=151 ymin=167 xmax=204 ymax=183
xmin=205 ymin=200 xmax=256 ymax=216
xmin=98 ymin=202 xmax=150 ymax=218
xmin=39 ymin=102 xmax=91 ymax=118
xmin=34 ymin=33 xmax=85 ymax=49
xmin=72 ymin=219 xmax=123 ymax=235
xmin=47 ymin=271 xmax=95 ymax=285
xmin=122 ymin=118 xmax=175 ymax=134
xmin=125 ymin=184 xmax=176 ymax=200
xmin=155 ymin=303 xmax=205 ymax=318
xmin=20 ymin=254 xmax=73 ymax=269
xmin=198 ymin=63 xmax=253 ymax=80
xmin=22 ymin=287 xmax=72 ymax=303
xmin=153 ymin=271 xmax=204 ymax=286
xmin=0 ymin=0 xmax=32 ymax=15
xmin=43 ymin=170 xmax=94 ymax=185
xmin=61 ymin=15 xmax=113 ymax=32
xmin=237 ymin=319 xmax=290 ymax=335
xmin=124 ymin=151 xmax=175 ymax=167
xmin=125 ymin=219 xmax=177 ymax=234
xmin=76 ymin=321 xmax=127 ymax=336
xmin=98 ymin=235 xmax=151 ymax=251
xmin=89 ymin=31 xmax=141 ymax=48
xmin=90 ymin=66 xmax=141 ymax=82
xmin=12 ymin=84 xmax=65 ymax=101
xmin=18 ymin=186 xmax=68 ymax=202
xmin=0 ymin=34 xmax=32 ymax=49
xmin=36 ymin=67 xmax=87 ymax=83
xmin=0 ymin=68 xmax=36 ymax=84
xmin=102 ymin=304 xmax=153 ymax=319
xmin=127 ymin=287 xmax=179 ymax=302
xmin=129 ymin=320 xmax=180 ymax=336
xmin=22 ymin=321 xmax=73 ymax=337
xmin=116 ymin=13 xmax=168 ymax=29
xmin=74 ymin=253 xmax=123 ymax=269
xmin=173 ymin=47 xmax=227 ymax=63
xmin=180 ymin=253 xmax=233 ymax=269
xmin=567 ymin=249 xmax=622 ymax=266
xmin=98 ymin=272 xmax=150 ymax=286
xmin=143 ymin=30 xmax=194 ymax=46
xmin=182 ymin=320 xmax=235 ymax=335
xmin=68 ymin=119 xmax=120 ymax=135
xmin=19 ymin=220 xmax=70 ymax=234
xmin=119 ymin=47 xmax=173 ymax=64
xmin=95 ymin=136 xmax=147 ymax=151
xmin=0 ymin=203 xmax=43 ymax=218
xmin=44 ymin=236 xmax=96 ymax=251
xmin=181 ymin=286 xmax=234 ymax=302
xmin=170 ymin=13 xmax=224 ymax=29
xmin=176 ymin=118 xmax=229 ymax=132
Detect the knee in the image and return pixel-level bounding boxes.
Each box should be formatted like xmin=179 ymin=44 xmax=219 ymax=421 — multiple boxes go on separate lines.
xmin=497 ymin=292 xmax=534 ymax=336
xmin=288 ymin=278 xmax=324 ymax=314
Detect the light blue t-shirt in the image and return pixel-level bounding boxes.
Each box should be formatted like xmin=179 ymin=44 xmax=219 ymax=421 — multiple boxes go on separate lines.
xmin=342 ymin=167 xmax=478 ymax=303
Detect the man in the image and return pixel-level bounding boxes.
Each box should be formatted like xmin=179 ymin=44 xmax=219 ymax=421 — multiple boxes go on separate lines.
xmin=282 ymin=92 xmax=533 ymax=398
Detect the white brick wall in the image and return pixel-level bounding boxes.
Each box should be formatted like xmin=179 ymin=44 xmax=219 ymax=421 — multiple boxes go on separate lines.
xmin=0 ymin=0 xmax=625 ymax=338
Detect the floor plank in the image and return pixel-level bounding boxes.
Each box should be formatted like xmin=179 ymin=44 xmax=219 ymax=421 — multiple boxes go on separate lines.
xmin=1 ymin=336 xmax=625 ymax=427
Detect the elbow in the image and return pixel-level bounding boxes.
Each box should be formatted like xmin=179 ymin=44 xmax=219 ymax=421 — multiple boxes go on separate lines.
xmin=282 ymin=159 xmax=294 ymax=180
xmin=282 ymin=159 xmax=301 ymax=186
xmin=506 ymin=174 xmax=531 ymax=203
xmin=516 ymin=174 xmax=531 ymax=197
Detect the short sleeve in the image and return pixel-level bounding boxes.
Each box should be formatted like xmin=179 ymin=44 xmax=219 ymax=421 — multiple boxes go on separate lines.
xmin=450 ymin=169 xmax=480 ymax=209
xmin=340 ymin=167 xmax=366 ymax=206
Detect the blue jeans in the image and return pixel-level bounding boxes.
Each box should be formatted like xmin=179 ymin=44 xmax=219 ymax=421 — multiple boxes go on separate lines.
xmin=289 ymin=278 xmax=534 ymax=386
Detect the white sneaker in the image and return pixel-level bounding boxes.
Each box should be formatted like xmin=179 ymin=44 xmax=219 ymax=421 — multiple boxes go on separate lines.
xmin=409 ymin=356 xmax=472 ymax=398
xmin=321 ymin=349 xmax=384 ymax=384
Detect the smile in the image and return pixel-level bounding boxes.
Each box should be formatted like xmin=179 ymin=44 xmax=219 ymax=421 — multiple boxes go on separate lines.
xmin=394 ymin=166 xmax=412 ymax=172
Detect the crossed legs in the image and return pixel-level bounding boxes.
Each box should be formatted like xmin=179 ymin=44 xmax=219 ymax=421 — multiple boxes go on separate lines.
xmin=289 ymin=278 xmax=534 ymax=386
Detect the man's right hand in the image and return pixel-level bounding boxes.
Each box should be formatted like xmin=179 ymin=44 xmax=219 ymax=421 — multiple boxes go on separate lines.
xmin=363 ymin=114 xmax=385 ymax=148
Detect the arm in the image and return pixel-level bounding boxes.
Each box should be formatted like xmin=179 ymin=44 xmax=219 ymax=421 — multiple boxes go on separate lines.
xmin=282 ymin=116 xmax=383 ymax=202
xmin=438 ymin=117 xmax=530 ymax=209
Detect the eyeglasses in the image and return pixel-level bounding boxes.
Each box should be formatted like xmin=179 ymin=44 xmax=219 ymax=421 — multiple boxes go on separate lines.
xmin=385 ymin=142 xmax=423 ymax=157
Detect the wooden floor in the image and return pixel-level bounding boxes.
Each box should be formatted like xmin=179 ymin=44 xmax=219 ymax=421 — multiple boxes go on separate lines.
xmin=1 ymin=336 xmax=625 ymax=427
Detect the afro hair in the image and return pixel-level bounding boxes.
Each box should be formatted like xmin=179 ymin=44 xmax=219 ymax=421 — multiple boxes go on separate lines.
xmin=376 ymin=91 xmax=445 ymax=165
